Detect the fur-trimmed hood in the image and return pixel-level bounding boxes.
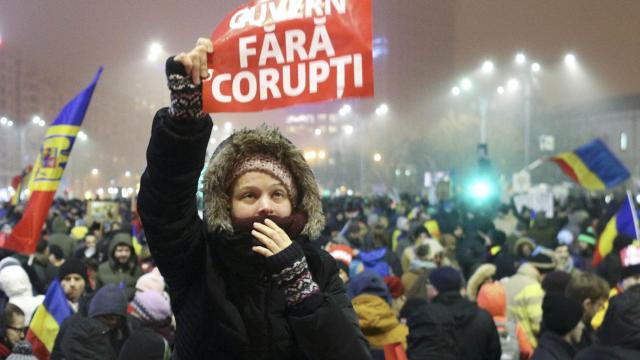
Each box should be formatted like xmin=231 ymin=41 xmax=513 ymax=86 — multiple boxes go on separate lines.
xmin=203 ymin=124 xmax=324 ymax=239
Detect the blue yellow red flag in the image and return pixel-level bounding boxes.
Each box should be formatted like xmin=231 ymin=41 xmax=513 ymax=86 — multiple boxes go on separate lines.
xmin=592 ymin=192 xmax=640 ymax=266
xmin=26 ymin=279 xmax=73 ymax=360
xmin=3 ymin=67 xmax=102 ymax=254
xmin=551 ymin=139 xmax=630 ymax=190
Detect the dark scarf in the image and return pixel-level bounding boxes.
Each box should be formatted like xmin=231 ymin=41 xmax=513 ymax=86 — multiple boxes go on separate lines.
xmin=208 ymin=212 xmax=307 ymax=360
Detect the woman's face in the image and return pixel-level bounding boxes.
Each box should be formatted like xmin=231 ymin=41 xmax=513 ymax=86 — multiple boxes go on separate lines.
xmin=231 ymin=171 xmax=292 ymax=219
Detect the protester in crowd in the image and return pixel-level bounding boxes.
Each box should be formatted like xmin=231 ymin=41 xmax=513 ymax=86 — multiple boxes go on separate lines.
xmin=0 ymin=260 xmax=44 ymax=326
xmin=117 ymin=328 xmax=171 ymax=360
xmin=357 ymin=224 xmax=402 ymax=277
xmin=135 ymin=267 xmax=165 ymax=293
xmin=429 ymin=266 xmax=501 ymax=360
xmin=137 ymin=38 xmax=369 ymax=359
xmin=28 ymin=239 xmax=57 ymax=294
xmin=95 ymin=232 xmax=142 ymax=300
xmin=48 ymin=245 xmax=65 ymax=268
xmin=399 ymin=296 xmax=458 ymax=359
xmin=565 ymin=272 xmax=609 ymax=350
xmin=509 ymin=251 xmax=556 ymax=348
xmin=348 ymin=271 xmax=408 ymax=359
xmin=0 ymin=304 xmax=26 ymax=359
xmin=487 ymin=229 xmax=517 ymax=280
xmin=477 ymin=281 xmax=533 ymax=360
xmin=527 ymin=213 xmax=557 ymax=250
xmin=401 ymin=226 xmax=442 ymax=273
xmin=575 ymin=285 xmax=640 ymax=360
xmin=531 ymin=293 xmax=584 ymax=360
xmin=130 ymin=290 xmax=174 ymax=346
xmin=440 ymin=233 xmax=460 ymax=270
xmin=47 ymin=215 xmax=75 ymax=260
xmin=58 ymin=259 xmax=91 ymax=315
xmin=502 ymin=263 xmax=541 ymax=313
xmin=52 ymin=284 xmax=135 ymax=359
xmin=467 ymin=263 xmax=496 ymax=301
xmin=326 ymin=243 xmax=354 ymax=284
xmin=513 ymin=237 xmax=536 ymax=264
xmin=540 ymin=270 xmax=572 ymax=295
xmin=596 ymin=234 xmax=633 ymax=287
xmin=73 ymin=234 xmax=100 ymax=262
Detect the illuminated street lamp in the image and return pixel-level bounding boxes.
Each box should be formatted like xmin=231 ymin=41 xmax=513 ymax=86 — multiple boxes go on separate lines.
xmin=481 ymin=60 xmax=494 ymax=74
xmin=373 ymin=153 xmax=382 ymax=162
xmin=77 ymin=131 xmax=88 ymax=141
xmin=32 ymin=116 xmax=41 ymax=124
xmin=496 ymin=86 xmax=505 ymax=95
xmin=451 ymin=86 xmax=461 ymax=96
xmin=531 ymin=62 xmax=541 ymax=73
xmin=339 ymin=104 xmax=352 ymax=116
xmin=314 ymin=128 xmax=322 ymax=136
xmin=564 ymin=53 xmax=577 ymax=69
xmin=91 ymin=168 xmax=99 ymax=176
xmin=461 ymin=78 xmax=472 ymax=91
xmin=125 ymin=171 xmax=131 ymax=177
xmin=147 ymin=42 xmax=163 ymax=62
xmin=375 ymin=103 xmax=389 ymax=116
xmin=515 ymin=53 xmax=526 ymax=65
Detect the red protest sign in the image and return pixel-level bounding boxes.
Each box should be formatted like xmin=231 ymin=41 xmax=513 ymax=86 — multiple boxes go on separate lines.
xmin=202 ymin=0 xmax=373 ymax=113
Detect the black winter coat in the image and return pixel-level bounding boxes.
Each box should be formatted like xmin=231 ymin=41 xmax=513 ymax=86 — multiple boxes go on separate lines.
xmin=433 ymin=292 xmax=501 ymax=360
xmin=400 ymin=298 xmax=458 ymax=360
xmin=138 ymin=109 xmax=370 ymax=360
xmin=530 ymin=332 xmax=576 ymax=360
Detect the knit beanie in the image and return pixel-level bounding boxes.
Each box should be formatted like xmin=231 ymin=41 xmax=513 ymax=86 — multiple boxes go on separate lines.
xmin=348 ymin=270 xmax=392 ymax=304
xmin=131 ymin=291 xmax=172 ymax=323
xmin=429 ymin=266 xmax=463 ymax=293
xmin=542 ymin=293 xmax=584 ymax=336
xmin=383 ymin=276 xmax=405 ymax=299
xmin=226 ymin=154 xmax=297 ymax=204
xmin=527 ymin=250 xmax=556 ymax=274
xmin=541 ymin=271 xmax=572 ymax=294
xmin=7 ymin=341 xmax=37 ymax=360
xmin=89 ymin=284 xmax=127 ymax=318
xmin=135 ymin=268 xmax=166 ymax=293
xmin=57 ymin=259 xmax=88 ymax=283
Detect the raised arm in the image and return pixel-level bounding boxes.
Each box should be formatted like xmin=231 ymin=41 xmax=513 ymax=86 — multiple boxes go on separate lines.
xmin=137 ymin=39 xmax=213 ymax=307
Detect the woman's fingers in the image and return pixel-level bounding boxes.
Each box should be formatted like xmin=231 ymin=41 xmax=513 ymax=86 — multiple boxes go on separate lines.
xmin=252 ymin=220 xmax=293 ymax=254
xmin=252 ymin=246 xmax=273 ymax=257
xmin=252 ymin=229 xmax=280 ymax=254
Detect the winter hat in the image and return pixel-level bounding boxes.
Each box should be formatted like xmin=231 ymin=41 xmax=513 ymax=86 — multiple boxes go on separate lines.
xmin=0 ymin=257 xmax=21 ymax=273
xmin=89 ymin=284 xmax=127 ymax=318
xmin=135 ymin=268 xmax=166 ymax=293
xmin=118 ymin=328 xmax=168 ymax=360
xmin=131 ymin=291 xmax=172 ymax=323
xmin=556 ymin=229 xmax=574 ymax=246
xmin=467 ymin=263 xmax=496 ymax=300
xmin=326 ymin=243 xmax=353 ymax=267
xmin=477 ymin=282 xmax=506 ymax=318
xmin=383 ymin=276 xmax=405 ymax=299
xmin=429 ymin=266 xmax=463 ymax=293
xmin=57 ymin=259 xmax=88 ymax=283
xmin=542 ymin=293 xmax=583 ymax=336
xmin=227 ymin=154 xmax=297 ymax=204
xmin=7 ymin=341 xmax=37 ymax=360
xmin=577 ymin=227 xmax=596 ymax=246
xmin=348 ymin=270 xmax=392 ymax=304
xmin=0 ymin=264 xmax=32 ymax=298
xmin=541 ymin=271 xmax=572 ymax=294
xmin=527 ymin=249 xmax=556 ymax=274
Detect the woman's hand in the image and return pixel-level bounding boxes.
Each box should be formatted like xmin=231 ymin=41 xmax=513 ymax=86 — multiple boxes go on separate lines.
xmin=174 ymin=37 xmax=213 ymax=85
xmin=252 ymin=219 xmax=293 ymax=257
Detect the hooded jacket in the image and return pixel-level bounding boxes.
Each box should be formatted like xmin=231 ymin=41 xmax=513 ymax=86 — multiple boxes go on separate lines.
xmin=399 ymin=298 xmax=458 ymax=360
xmin=433 ymin=292 xmax=501 ymax=360
xmin=531 ymin=332 xmax=576 ymax=360
xmin=48 ymin=216 xmax=75 ymax=260
xmin=0 ymin=265 xmax=44 ymax=325
xmin=95 ymin=233 xmax=142 ymax=300
xmin=351 ymin=294 xmax=408 ymax=349
xmin=137 ymin=58 xmax=369 ymax=360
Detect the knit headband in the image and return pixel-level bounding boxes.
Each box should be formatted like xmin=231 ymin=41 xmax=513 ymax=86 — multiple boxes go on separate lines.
xmin=227 ymin=154 xmax=297 ymax=203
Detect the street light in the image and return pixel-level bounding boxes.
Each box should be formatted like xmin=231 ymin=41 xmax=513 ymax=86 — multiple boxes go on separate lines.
xmin=507 ymin=78 xmax=520 ymax=92
xmin=339 ymin=104 xmax=352 ymax=116
xmin=451 ymin=86 xmax=461 ymax=96
xmin=481 ymin=60 xmax=494 ymax=74
xmin=461 ymin=78 xmax=472 ymax=91
xmin=564 ymin=53 xmax=577 ymax=68
xmin=496 ymin=86 xmax=505 ymax=95
xmin=77 ymin=131 xmax=88 ymax=141
xmin=531 ymin=62 xmax=541 ymax=73
xmin=147 ymin=42 xmax=163 ymax=62
xmin=373 ymin=153 xmax=382 ymax=162
xmin=375 ymin=103 xmax=389 ymax=116
xmin=0 ymin=117 xmax=7 ymax=125
xmin=91 ymin=168 xmax=99 ymax=175
xmin=314 ymin=128 xmax=322 ymax=136
xmin=515 ymin=53 xmax=526 ymax=65
xmin=125 ymin=171 xmax=131 ymax=177
xmin=6 ymin=120 xmax=13 ymax=127
xmin=343 ymin=124 xmax=354 ymax=135
xmin=32 ymin=116 xmax=41 ymax=124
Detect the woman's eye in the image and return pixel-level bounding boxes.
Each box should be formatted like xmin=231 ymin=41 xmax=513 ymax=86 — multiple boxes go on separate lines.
xmin=273 ymin=191 xmax=286 ymax=198
xmin=241 ymin=193 xmax=255 ymax=199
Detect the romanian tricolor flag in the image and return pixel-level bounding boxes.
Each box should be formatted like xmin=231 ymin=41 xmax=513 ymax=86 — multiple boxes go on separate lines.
xmin=551 ymin=139 xmax=630 ymax=191
xmin=592 ymin=192 xmax=639 ymax=266
xmin=1 ymin=68 xmax=102 ymax=254
xmin=26 ymin=279 xmax=73 ymax=360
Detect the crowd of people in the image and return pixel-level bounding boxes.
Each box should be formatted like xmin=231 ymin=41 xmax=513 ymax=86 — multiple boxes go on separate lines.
xmin=0 ymin=189 xmax=638 ymax=359
xmin=0 ymin=39 xmax=638 ymax=359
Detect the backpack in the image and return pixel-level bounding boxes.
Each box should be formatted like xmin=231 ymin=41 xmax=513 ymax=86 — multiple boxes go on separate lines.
xmin=495 ymin=319 xmax=519 ymax=360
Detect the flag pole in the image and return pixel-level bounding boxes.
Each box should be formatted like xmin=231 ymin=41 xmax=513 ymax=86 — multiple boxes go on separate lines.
xmin=626 ymin=190 xmax=640 ymax=241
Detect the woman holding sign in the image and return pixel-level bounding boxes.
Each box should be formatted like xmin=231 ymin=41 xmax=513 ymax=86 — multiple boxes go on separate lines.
xmin=138 ymin=38 xmax=371 ymax=360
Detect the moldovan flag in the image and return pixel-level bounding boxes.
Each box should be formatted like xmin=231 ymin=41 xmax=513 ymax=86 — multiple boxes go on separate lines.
xmin=26 ymin=279 xmax=73 ymax=360
xmin=592 ymin=193 xmax=639 ymax=266
xmin=551 ymin=139 xmax=630 ymax=191
xmin=1 ymin=68 xmax=102 ymax=254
